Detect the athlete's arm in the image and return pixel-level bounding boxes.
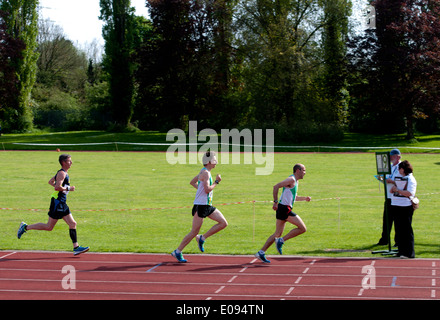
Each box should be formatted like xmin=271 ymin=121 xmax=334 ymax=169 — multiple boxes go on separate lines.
xmin=48 ymin=176 xmax=56 ymax=187
xmin=200 ymin=170 xmax=219 ymax=193
xmin=189 ymin=175 xmax=199 ymax=189
xmin=272 ymin=176 xmax=295 ymax=210
xmin=54 ymin=170 xmax=75 ymax=192
xmin=273 ymin=176 xmax=295 ymax=201
xmin=296 ymin=196 xmax=311 ymax=202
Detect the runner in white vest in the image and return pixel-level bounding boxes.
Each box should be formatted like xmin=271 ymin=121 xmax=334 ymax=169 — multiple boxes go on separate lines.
xmin=171 ymin=151 xmax=228 ymax=263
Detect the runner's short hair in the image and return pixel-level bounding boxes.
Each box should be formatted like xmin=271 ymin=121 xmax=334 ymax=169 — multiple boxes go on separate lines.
xmin=59 ymin=154 xmax=71 ymax=165
xmin=202 ymin=151 xmax=216 ymax=165
xmin=293 ymin=164 xmax=302 ymax=173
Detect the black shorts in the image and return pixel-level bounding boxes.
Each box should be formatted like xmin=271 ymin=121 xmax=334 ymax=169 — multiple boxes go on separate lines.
xmin=276 ymin=203 xmax=297 ymax=220
xmin=192 ymin=205 xmax=217 ymax=218
xmin=48 ymin=198 xmax=71 ymax=219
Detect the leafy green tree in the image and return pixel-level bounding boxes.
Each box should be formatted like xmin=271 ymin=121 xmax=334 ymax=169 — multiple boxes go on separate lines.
xmin=233 ymin=0 xmax=349 ymax=141
xmin=387 ymin=0 xmax=440 ymax=137
xmin=36 ymin=19 xmax=88 ymax=91
xmin=135 ymin=0 xmax=195 ymax=130
xmin=0 ymin=0 xmax=39 ymax=132
xmin=135 ymin=0 xmax=237 ymax=130
xmin=348 ymin=0 xmax=440 ymax=138
xmin=235 ymin=0 xmax=304 ymax=124
xmin=31 ymin=17 xmax=92 ymax=131
xmin=320 ymin=0 xmax=351 ymax=124
xmin=204 ymin=0 xmax=241 ymax=129
xmin=100 ymin=0 xmax=137 ymax=130
xmin=0 ymin=10 xmax=25 ymax=128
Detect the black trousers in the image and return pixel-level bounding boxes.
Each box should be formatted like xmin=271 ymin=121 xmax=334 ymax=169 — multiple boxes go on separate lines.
xmin=391 ymin=205 xmax=415 ymax=258
xmin=379 ymin=199 xmax=395 ymax=244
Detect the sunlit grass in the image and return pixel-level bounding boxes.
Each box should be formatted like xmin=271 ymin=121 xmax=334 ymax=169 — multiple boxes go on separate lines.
xmin=1 ymin=150 xmax=439 ymax=258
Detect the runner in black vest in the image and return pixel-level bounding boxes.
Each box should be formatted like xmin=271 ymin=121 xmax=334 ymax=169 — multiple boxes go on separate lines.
xmin=17 ymin=154 xmax=89 ymax=256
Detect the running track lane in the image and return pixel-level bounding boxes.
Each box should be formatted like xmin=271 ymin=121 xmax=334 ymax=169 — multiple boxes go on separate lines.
xmin=0 ymin=251 xmax=439 ymax=300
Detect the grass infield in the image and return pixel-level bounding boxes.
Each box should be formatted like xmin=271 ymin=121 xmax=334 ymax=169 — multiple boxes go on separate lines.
xmin=1 ymin=148 xmax=439 ymax=258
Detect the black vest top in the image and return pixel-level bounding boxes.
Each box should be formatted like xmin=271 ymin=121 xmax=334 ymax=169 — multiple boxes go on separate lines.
xmin=55 ymin=169 xmax=70 ymax=202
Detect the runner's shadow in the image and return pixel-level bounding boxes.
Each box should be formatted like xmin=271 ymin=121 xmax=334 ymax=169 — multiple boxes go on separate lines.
xmin=89 ymin=262 xmax=179 ymax=272
xmin=189 ymin=263 xmax=268 ymax=272
xmin=90 ymin=264 xmax=157 ymax=272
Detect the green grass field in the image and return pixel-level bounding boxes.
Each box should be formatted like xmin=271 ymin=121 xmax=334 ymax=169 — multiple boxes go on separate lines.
xmin=1 ymin=148 xmax=439 ymax=258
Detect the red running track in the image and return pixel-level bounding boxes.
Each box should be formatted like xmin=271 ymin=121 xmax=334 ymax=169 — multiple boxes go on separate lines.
xmin=0 ymin=250 xmax=439 ymax=300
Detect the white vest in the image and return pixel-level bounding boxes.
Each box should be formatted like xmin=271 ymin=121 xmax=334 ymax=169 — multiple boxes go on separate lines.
xmin=194 ymin=168 xmax=213 ymax=205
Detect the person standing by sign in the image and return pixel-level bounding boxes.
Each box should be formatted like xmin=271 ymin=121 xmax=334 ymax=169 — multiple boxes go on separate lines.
xmin=390 ymin=160 xmax=417 ymax=258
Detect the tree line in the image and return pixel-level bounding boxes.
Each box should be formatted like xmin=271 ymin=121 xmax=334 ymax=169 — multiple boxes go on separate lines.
xmin=1 ymin=0 xmax=439 ymax=142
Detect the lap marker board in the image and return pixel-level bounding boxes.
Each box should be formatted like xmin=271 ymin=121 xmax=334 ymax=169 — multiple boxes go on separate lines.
xmin=375 ymin=152 xmax=391 ymax=175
